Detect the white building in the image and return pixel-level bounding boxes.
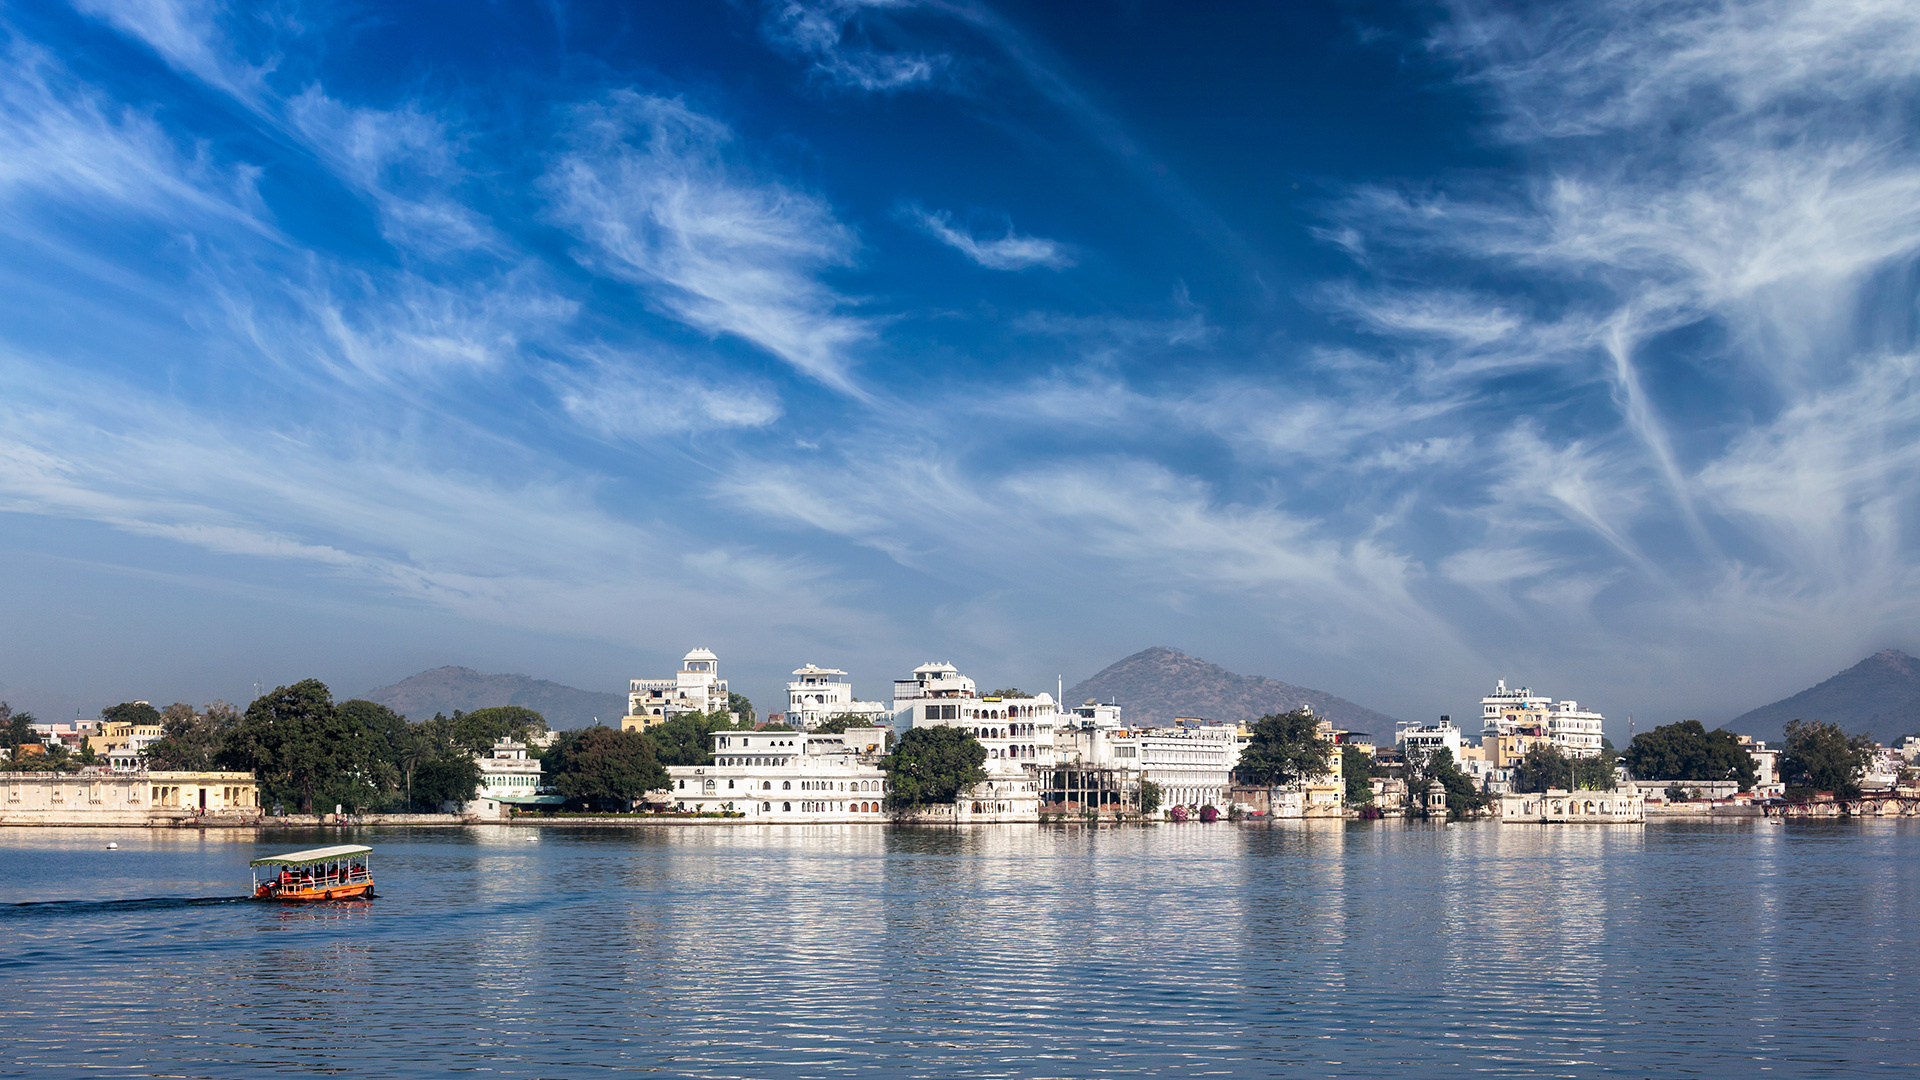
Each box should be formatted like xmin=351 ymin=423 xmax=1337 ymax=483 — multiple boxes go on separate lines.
xmin=1054 ymin=706 xmax=1241 ymax=812
xmin=666 ymin=728 xmax=892 ymax=821
xmin=1396 ymin=716 xmax=1464 ymax=761
xmin=893 ymin=662 xmax=1050 ymax=820
xmin=625 ymin=648 xmax=732 ymax=726
xmin=786 ymin=664 xmax=891 ymax=730
xmin=1479 ymin=679 xmax=1607 ymax=759
xmin=464 ymin=737 xmax=558 ymax=819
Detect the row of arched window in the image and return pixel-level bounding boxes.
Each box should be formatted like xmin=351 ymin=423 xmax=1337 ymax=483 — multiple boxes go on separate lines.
xmin=773 ymin=801 xmax=883 ymax=813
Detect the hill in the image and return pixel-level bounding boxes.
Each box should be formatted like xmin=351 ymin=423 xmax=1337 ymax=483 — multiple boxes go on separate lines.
xmin=1725 ymin=649 xmax=1920 ymax=744
xmin=362 ymin=667 xmax=627 ymax=730
xmin=1064 ymin=647 xmax=1398 ymax=734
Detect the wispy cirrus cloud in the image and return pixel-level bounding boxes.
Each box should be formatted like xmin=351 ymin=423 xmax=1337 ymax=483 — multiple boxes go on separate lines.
xmin=910 ymin=207 xmax=1072 ymax=270
xmin=544 ymin=91 xmax=871 ymax=396
xmin=761 ymin=1 xmax=948 ymax=92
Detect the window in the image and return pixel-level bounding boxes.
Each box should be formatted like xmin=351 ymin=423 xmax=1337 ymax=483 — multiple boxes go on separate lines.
xmin=783 ymin=781 xmax=791 ymax=790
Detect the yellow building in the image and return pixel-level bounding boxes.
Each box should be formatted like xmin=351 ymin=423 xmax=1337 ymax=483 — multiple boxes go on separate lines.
xmin=0 ymin=770 xmax=258 ymax=825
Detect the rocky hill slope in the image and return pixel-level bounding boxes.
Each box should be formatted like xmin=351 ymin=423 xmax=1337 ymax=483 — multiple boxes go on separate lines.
xmin=1725 ymin=649 xmax=1920 ymax=744
xmin=362 ymin=666 xmax=627 ymax=730
xmin=1064 ymin=647 xmax=1397 ymax=733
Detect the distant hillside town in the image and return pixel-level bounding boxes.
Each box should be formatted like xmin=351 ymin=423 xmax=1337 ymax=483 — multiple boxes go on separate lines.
xmin=4 ymin=647 xmax=1918 ymax=826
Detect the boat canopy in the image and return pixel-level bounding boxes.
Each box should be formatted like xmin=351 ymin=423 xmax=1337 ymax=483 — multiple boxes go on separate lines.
xmin=249 ymin=844 xmax=372 ymax=868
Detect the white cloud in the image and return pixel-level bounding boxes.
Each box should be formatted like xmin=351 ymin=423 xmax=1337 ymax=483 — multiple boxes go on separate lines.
xmin=70 ymin=0 xmax=269 ymax=106
xmin=552 ymin=351 xmax=784 ymax=438
xmin=911 ymin=208 xmax=1073 ymax=270
xmin=762 ymin=1 xmax=947 ymax=92
xmin=544 ymin=91 xmax=871 ymax=396
xmin=286 ymin=87 xmax=497 ymax=256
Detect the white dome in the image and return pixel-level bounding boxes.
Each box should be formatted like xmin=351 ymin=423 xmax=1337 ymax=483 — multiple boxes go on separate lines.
xmin=683 ymin=647 xmax=719 ymax=662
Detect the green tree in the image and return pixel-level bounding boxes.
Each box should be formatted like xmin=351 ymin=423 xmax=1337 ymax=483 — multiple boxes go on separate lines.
xmin=1572 ymin=747 xmax=1620 ymax=791
xmin=1234 ymin=709 xmax=1333 ymax=787
xmin=544 ymin=725 xmax=668 ymax=810
xmin=143 ymin=701 xmax=241 ymax=772
xmin=1510 ymin=743 xmax=1573 ymax=793
xmin=884 ymin=726 xmax=988 ymax=812
xmin=986 ymin=688 xmax=1030 ymax=699
xmin=225 ymin=680 xmax=375 ymax=814
xmin=1341 ymin=744 xmax=1375 ymax=805
xmin=100 ymin=701 xmax=163 ymax=728
xmin=411 ymin=749 xmax=484 ymax=810
xmin=442 ymin=706 xmax=548 ymax=755
xmin=1780 ymin=719 xmax=1876 ymax=799
xmin=651 ymin=710 xmax=750 ymax=767
xmin=727 ymin=692 xmax=756 ymax=726
xmin=1138 ymin=778 xmax=1163 ymax=815
xmin=1622 ymin=720 xmax=1757 ymax=790
xmin=1 ymin=703 xmax=37 ymax=762
xmin=1410 ymin=748 xmax=1487 ymax=820
xmin=811 ymin=713 xmax=866 ymax=734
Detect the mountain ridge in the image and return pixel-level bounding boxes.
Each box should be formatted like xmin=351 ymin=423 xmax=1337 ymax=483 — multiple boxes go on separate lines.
xmin=362 ymin=666 xmax=627 ymax=730
xmin=1064 ymin=647 xmax=1398 ymax=733
xmin=1724 ymin=649 xmax=1920 ymax=744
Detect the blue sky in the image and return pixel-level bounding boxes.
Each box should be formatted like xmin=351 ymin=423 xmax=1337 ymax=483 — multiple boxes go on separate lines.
xmin=3 ymin=0 xmax=1918 ymax=735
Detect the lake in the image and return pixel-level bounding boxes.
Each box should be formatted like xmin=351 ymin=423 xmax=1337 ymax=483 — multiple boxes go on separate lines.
xmin=1 ymin=820 xmax=1915 ymax=1078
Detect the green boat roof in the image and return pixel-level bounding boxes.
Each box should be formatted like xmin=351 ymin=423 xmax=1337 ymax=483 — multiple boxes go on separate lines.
xmin=249 ymin=844 xmax=372 ymax=867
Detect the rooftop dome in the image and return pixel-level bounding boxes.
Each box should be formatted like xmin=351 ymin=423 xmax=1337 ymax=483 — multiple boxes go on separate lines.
xmin=683 ymin=647 xmax=719 ymax=662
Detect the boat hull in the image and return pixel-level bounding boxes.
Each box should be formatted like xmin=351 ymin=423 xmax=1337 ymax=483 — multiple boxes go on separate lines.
xmin=254 ymin=881 xmax=376 ymax=903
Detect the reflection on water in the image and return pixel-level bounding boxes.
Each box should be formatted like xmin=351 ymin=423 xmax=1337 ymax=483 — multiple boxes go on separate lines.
xmin=0 ymin=821 xmax=1917 ymax=1077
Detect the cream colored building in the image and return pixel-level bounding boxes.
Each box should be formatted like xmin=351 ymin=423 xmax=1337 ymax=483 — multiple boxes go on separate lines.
xmin=667 ymin=727 xmax=893 ymax=822
xmin=0 ymin=770 xmax=258 ymax=825
xmin=786 ymin=664 xmax=891 ymax=729
xmin=623 ymin=647 xmax=732 ymax=731
xmin=1497 ymin=787 xmax=1644 ymax=823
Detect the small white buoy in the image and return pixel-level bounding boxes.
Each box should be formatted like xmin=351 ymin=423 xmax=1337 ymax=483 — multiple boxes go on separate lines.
xmin=106 ymin=842 xmax=118 ymax=849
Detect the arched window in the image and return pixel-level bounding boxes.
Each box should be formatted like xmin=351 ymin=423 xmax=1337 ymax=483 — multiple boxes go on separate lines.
xmin=783 ymin=781 xmax=791 ymax=790
xmin=783 ymin=802 xmax=791 ymax=811
xmin=762 ymin=802 xmax=770 ymax=811
xmin=763 ymin=781 xmax=772 ymax=790
xmin=971 ymin=802 xmax=983 ymax=813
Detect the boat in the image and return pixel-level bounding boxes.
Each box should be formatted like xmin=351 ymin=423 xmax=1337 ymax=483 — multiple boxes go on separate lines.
xmin=250 ymin=844 xmax=376 ymax=902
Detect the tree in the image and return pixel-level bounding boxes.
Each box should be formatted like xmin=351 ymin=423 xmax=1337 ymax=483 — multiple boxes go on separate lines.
xmin=986 ymin=688 xmax=1030 ymax=699
xmin=1780 ymin=719 xmax=1876 ymax=799
xmin=142 ymin=702 xmax=241 ymax=772
xmin=1572 ymin=748 xmax=1620 ymax=791
xmin=443 ymin=706 xmax=548 ymax=755
xmin=225 ymin=680 xmax=374 ymax=814
xmin=884 ymin=726 xmax=987 ymax=812
xmin=1 ymin=702 xmax=36 ymax=762
xmin=1622 ymin=720 xmax=1757 ymax=790
xmin=100 ymin=701 xmax=163 ymax=729
xmin=1234 ymin=709 xmax=1333 ymax=787
xmin=811 ymin=713 xmax=879 ymax=734
xmin=651 ymin=710 xmax=749 ymax=767
xmin=1510 ymin=743 xmax=1573 ymax=793
xmin=544 ymin=725 xmax=668 ymax=810
xmin=1341 ymin=744 xmax=1374 ymax=805
xmin=1138 ymin=778 xmax=1163 ymax=815
xmin=1410 ymin=748 xmax=1487 ymax=820
xmin=727 ymin=692 xmax=756 ymax=726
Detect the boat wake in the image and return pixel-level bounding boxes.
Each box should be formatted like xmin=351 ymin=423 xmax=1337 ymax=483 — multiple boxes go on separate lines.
xmin=0 ymin=896 xmax=251 ymax=918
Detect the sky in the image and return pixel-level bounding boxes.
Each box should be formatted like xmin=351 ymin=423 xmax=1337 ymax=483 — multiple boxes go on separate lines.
xmin=2 ymin=0 xmax=1919 ymax=738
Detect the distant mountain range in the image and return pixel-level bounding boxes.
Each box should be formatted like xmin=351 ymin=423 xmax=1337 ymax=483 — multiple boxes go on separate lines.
xmin=1064 ymin=647 xmax=1398 ymax=734
xmin=1725 ymin=649 xmax=1920 ymax=744
xmin=362 ymin=666 xmax=627 ymax=730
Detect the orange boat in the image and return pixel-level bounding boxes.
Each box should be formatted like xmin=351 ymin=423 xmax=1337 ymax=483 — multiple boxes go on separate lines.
xmin=250 ymin=844 xmax=376 ymax=902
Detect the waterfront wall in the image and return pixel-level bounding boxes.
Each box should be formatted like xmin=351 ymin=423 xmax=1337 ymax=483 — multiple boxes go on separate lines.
xmin=0 ymin=771 xmax=260 ymax=826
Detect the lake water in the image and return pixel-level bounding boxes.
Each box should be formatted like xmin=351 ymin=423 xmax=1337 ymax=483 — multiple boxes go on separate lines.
xmin=1 ymin=820 xmax=1915 ymax=1078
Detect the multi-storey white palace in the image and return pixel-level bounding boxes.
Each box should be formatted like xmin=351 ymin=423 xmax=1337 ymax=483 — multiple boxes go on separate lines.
xmin=666 ymin=727 xmax=892 ymax=821
xmin=623 ymin=648 xmax=731 ymax=730
xmin=893 ymin=662 xmax=1051 ymax=819
xmin=785 ymin=664 xmax=890 ymax=730
xmin=1479 ymin=679 xmax=1607 ymax=758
